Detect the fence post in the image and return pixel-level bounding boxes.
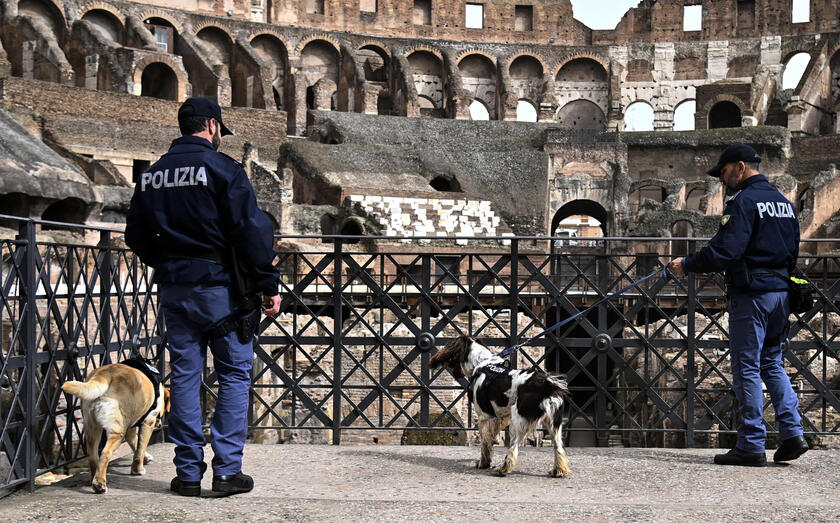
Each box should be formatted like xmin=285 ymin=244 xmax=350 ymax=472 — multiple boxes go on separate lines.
xmin=596 ymin=254 xmax=609 ymax=446
xmin=686 ymin=240 xmax=697 ymax=447
xmin=98 ymin=231 xmax=112 ymax=364
xmin=420 ymin=254 xmax=431 ymax=427
xmin=332 ymin=240 xmax=343 ymax=445
xmin=18 ymin=220 xmax=37 ymax=491
xmin=509 ymin=239 xmax=519 ymax=369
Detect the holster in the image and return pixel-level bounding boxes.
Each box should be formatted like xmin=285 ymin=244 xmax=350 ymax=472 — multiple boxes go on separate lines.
xmin=206 ymin=247 xmax=262 ymax=344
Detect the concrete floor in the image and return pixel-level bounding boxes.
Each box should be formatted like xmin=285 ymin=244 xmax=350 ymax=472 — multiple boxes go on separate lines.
xmin=2 ymin=443 xmax=839 ymax=522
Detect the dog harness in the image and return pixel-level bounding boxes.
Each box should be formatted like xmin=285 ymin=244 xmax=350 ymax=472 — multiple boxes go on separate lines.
xmin=467 ymin=362 xmax=509 ymax=403
xmin=119 ymin=357 xmax=162 ymax=428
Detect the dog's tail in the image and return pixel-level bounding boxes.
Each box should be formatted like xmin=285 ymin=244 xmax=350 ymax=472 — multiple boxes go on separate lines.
xmin=545 ymin=373 xmax=569 ymax=396
xmin=62 ymin=376 xmax=109 ymax=401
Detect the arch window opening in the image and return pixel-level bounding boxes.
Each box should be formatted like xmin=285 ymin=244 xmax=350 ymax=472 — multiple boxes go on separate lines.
xmin=141 ymin=62 xmax=178 ymax=100
xmin=339 ymin=220 xmax=364 ymax=243
xmin=41 ymin=198 xmax=88 ymax=229
xmin=553 ymin=215 xmax=603 ymax=248
xmin=624 ymin=102 xmax=654 ymax=131
xmin=782 ymin=52 xmax=811 ymax=90
xmin=469 ymin=100 xmax=490 ymax=120
xmin=516 ymin=99 xmax=537 ymax=122
xmin=709 ymin=100 xmax=742 ymax=129
xmin=673 ymin=100 xmax=696 ymax=131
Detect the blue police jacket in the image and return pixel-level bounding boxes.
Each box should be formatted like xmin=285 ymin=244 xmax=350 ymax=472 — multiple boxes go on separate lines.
xmin=125 ymin=136 xmax=279 ymax=296
xmin=683 ymin=174 xmax=799 ymax=293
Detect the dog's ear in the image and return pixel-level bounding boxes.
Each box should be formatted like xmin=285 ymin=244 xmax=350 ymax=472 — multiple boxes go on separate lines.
xmin=163 ymin=387 xmax=171 ymax=413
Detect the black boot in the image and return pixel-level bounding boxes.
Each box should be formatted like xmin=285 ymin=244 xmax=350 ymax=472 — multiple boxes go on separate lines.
xmin=774 ymin=435 xmax=809 ymax=462
xmin=212 ymin=472 xmax=254 ymax=494
xmin=713 ymin=448 xmax=767 ymax=467
xmin=170 ymin=477 xmax=201 ymax=497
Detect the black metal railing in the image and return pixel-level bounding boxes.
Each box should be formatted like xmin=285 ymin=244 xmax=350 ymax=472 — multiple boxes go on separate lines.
xmin=2 ymin=216 xmax=840 ymax=491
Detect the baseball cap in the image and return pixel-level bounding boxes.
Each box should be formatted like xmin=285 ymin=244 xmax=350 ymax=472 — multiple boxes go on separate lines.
xmin=706 ymin=144 xmax=761 ymax=176
xmin=178 ymin=97 xmax=233 ymax=136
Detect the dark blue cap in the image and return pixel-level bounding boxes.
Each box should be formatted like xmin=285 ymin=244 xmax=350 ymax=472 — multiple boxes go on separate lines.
xmin=707 ymin=144 xmax=761 ymax=176
xmin=178 ymin=97 xmax=233 ymax=136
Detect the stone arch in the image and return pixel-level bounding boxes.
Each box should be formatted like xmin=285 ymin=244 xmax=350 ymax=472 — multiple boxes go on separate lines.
xmin=673 ymin=99 xmax=696 ymax=131
xmin=294 ymin=34 xmax=340 ymax=58
xmin=80 ymin=7 xmax=124 ymax=44
xmin=300 ymin=39 xmax=339 ymax=83
xmin=18 ymin=0 xmax=67 ymax=41
xmin=516 ymin=98 xmax=538 ymax=122
xmin=79 ymin=2 xmax=125 ymax=22
xmin=140 ymin=62 xmax=178 ymax=100
xmin=408 ymin=50 xmax=444 ymax=115
xmin=455 ymin=49 xmax=496 ymax=66
xmin=629 ymin=181 xmax=668 ymax=213
xmin=192 ymin=22 xmax=234 ymax=42
xmin=357 ymin=44 xmax=389 ymax=83
xmin=782 ymin=51 xmax=811 ymax=90
xmin=139 ymin=10 xmax=183 ymax=33
xmin=468 ymin=99 xmax=490 ymax=120
xmin=339 ymin=217 xmax=365 ymax=243
xmin=405 ymin=46 xmax=443 ymax=62
xmin=41 ymin=197 xmax=88 ymax=225
xmin=685 ymin=186 xmax=705 ymax=211
xmin=555 ymin=99 xmax=606 ymax=130
xmin=508 ymin=54 xmax=544 ymax=79
xmin=624 ymin=100 xmax=654 ymax=131
xmin=196 ymin=26 xmax=233 ymax=66
xmin=133 ymin=56 xmax=188 ymax=100
xmin=554 ymin=56 xmax=608 ymax=82
xmin=550 ymin=199 xmax=608 ymax=238
xmin=251 ymin=33 xmax=288 ymax=109
xmin=459 ymin=53 xmax=497 ymax=118
xmin=709 ymin=100 xmax=743 ymax=129
xmin=626 ymin=59 xmax=653 ymax=82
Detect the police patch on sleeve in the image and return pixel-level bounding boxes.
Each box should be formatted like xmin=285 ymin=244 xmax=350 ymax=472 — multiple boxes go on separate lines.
xmin=720 ymin=215 xmax=731 ymax=226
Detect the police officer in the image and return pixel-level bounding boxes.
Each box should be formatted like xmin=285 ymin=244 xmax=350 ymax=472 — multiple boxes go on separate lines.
xmin=126 ymin=97 xmax=281 ymax=495
xmin=667 ymin=144 xmax=808 ymax=466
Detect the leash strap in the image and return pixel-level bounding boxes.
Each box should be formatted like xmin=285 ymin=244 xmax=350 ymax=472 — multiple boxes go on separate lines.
xmin=498 ymin=268 xmax=667 ymax=358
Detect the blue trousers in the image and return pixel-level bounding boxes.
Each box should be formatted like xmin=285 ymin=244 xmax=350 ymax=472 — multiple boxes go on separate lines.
xmin=728 ymin=290 xmax=803 ymax=453
xmin=159 ymin=283 xmax=253 ymax=482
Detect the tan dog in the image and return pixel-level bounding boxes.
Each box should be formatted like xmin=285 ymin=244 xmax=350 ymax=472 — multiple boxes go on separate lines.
xmin=62 ymin=363 xmax=168 ymax=493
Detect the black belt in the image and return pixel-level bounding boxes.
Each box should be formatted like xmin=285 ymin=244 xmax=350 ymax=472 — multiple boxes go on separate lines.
xmin=164 ymin=249 xmax=225 ymax=264
xmin=751 ymin=267 xmax=789 ymax=278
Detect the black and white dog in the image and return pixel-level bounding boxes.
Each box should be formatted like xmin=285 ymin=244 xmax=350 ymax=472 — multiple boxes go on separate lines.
xmin=430 ymin=335 xmax=571 ymax=477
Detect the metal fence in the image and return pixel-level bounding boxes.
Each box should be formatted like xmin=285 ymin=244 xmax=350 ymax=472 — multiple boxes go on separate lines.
xmin=2 ymin=216 xmax=840 ymax=491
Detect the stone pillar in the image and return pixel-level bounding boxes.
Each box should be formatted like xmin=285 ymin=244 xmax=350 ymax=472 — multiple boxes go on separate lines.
xmin=760 ymin=36 xmax=782 ymax=66
xmin=246 ymin=75 xmax=254 ymax=107
xmin=361 ymin=85 xmax=379 ymax=114
xmin=653 ymin=43 xmax=675 ymax=83
xmin=706 ymin=41 xmax=730 ymax=82
xmin=85 ymin=55 xmax=99 ymax=90
xmin=214 ymin=64 xmax=231 ymax=107
xmin=22 ymin=41 xmax=35 ymax=79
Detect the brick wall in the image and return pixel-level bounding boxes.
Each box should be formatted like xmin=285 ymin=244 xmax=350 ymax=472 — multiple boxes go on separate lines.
xmin=0 ymin=77 xmax=287 ymax=164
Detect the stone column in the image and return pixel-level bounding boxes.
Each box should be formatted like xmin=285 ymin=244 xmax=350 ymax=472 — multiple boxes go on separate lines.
xmin=85 ymin=55 xmax=99 ymax=90
xmin=706 ymin=41 xmax=730 ymax=81
xmin=22 ymin=41 xmax=35 ymax=79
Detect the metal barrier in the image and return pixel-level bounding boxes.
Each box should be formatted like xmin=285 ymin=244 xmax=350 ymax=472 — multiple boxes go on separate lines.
xmin=2 ymin=216 xmax=840 ymax=491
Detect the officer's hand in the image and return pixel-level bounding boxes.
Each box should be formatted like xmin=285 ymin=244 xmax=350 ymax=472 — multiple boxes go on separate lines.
xmin=667 ymin=258 xmax=686 ymax=277
xmin=262 ymin=294 xmax=281 ymax=315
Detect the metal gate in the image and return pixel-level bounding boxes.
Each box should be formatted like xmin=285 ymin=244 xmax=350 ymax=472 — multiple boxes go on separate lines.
xmin=2 ymin=216 xmax=840 ymax=491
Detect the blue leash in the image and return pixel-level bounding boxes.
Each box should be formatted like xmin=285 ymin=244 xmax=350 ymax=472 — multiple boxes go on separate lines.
xmin=498 ymin=267 xmax=670 ymax=358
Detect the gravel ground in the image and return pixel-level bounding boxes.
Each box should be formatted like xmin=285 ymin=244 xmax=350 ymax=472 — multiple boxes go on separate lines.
xmin=2 ymin=444 xmax=839 ymax=522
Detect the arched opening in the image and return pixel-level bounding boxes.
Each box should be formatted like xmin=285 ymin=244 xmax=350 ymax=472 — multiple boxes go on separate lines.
xmin=141 ymin=62 xmax=178 ymax=100
xmin=358 ymin=45 xmax=389 ymax=83
xmin=555 ymin=100 xmax=606 ymax=130
xmin=709 ymin=101 xmax=742 ymax=129
xmin=408 ymin=51 xmax=444 ymax=116
xmin=339 ymin=219 xmax=364 ymax=243
xmin=468 ymin=99 xmax=490 ymax=120
xmin=197 ymin=27 xmax=232 ymax=66
xmin=550 ymin=200 xmax=608 ymax=249
xmin=685 ymin=187 xmax=705 ymax=211
xmin=673 ymin=100 xmax=696 ymax=131
xmin=624 ymin=101 xmax=654 ymax=131
xmin=509 ymin=55 xmax=543 ymax=80
xmin=18 ymin=0 xmax=64 ymax=41
xmin=509 ymin=56 xmax=543 ymax=113
xmin=41 ymin=198 xmax=88 ymax=227
xmin=629 ymin=184 xmax=668 ymax=213
xmin=301 ymin=40 xmax=340 ymax=84
xmin=670 ymin=220 xmax=695 ymax=256
xmin=81 ymin=9 xmax=123 ymax=44
xmin=430 ymin=175 xmax=461 ymax=192
xmin=0 ymin=193 xmax=31 ymax=218
xmin=516 ymin=99 xmax=538 ymax=122
xmin=251 ymin=34 xmax=288 ymax=110
xmin=556 ymin=58 xmax=607 ymax=83
xmin=459 ymin=54 xmax=496 ymax=119
xmin=782 ymin=52 xmax=811 ymax=90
